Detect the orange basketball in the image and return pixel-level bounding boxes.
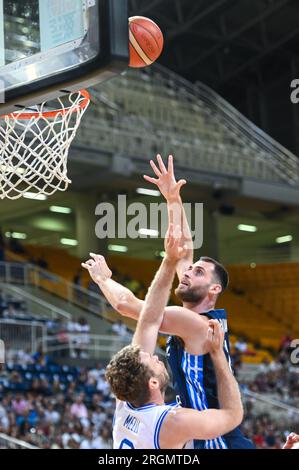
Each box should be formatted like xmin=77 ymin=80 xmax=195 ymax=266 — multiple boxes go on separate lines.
xmin=129 ymin=16 xmax=164 ymax=68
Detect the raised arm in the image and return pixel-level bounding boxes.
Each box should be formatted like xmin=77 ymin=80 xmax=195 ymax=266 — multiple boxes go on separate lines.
xmin=160 ymin=320 xmax=244 ymax=448
xmin=144 ymin=154 xmax=193 ymax=281
xmin=132 ymin=224 xmax=186 ymax=353
xmin=81 ymin=255 xmax=143 ymax=319
xmin=81 ymin=255 xmax=208 ymax=344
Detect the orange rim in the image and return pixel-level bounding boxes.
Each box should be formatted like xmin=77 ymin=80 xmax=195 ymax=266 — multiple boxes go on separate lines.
xmin=1 ymin=89 xmax=90 ymax=120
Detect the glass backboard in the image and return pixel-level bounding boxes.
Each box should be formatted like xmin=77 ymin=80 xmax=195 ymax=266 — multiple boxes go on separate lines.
xmin=0 ymin=0 xmax=129 ymax=113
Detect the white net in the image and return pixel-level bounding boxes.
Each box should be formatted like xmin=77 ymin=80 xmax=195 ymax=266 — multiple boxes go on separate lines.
xmin=0 ymin=90 xmax=90 ymax=200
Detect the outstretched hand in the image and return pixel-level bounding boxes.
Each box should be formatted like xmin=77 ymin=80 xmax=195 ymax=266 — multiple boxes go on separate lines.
xmin=81 ymin=253 xmax=112 ymax=284
xmin=144 ymin=154 xmax=186 ymax=202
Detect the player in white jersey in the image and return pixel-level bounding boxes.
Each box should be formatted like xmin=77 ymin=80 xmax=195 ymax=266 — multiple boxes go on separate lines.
xmin=112 ymin=400 xmax=182 ymax=449
xmin=83 ymin=223 xmax=243 ymax=449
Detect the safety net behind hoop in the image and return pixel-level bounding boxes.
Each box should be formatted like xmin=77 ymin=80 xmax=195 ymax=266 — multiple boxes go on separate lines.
xmin=0 ymin=90 xmax=90 ymax=200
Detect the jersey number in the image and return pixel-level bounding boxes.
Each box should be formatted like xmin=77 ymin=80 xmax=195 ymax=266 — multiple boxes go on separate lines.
xmin=119 ymin=438 xmax=135 ymax=449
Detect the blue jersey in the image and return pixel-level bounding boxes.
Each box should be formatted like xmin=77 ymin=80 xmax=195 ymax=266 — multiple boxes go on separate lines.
xmin=166 ymin=308 xmax=255 ymax=449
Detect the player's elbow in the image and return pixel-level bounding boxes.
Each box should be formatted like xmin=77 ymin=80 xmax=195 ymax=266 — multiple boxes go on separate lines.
xmin=229 ymin=403 xmax=244 ymax=430
xmin=218 ymin=405 xmax=244 ymax=436
xmin=235 ymin=403 xmax=244 ymax=426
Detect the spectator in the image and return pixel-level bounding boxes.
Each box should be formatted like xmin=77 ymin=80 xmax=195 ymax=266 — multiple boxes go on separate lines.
xmin=279 ymin=331 xmax=293 ymax=353
xmin=12 ymin=394 xmax=29 ymax=415
xmin=79 ymin=428 xmax=93 ymax=449
xmin=235 ymin=336 xmax=248 ymax=354
xmin=112 ymin=320 xmax=129 ymax=337
xmin=76 ymin=317 xmax=91 ymax=359
xmin=32 ymin=347 xmax=50 ymax=366
xmin=8 ymin=232 xmax=26 ymax=255
xmin=16 ymin=349 xmax=33 ymax=366
xmin=44 ymin=402 xmax=61 ymax=425
xmin=37 ymin=256 xmax=49 ymax=270
xmin=70 ymin=395 xmax=88 ymax=420
xmin=73 ymin=270 xmax=83 ymax=303
xmin=2 ymin=303 xmax=18 ymax=319
xmin=88 ymin=362 xmax=105 ymax=383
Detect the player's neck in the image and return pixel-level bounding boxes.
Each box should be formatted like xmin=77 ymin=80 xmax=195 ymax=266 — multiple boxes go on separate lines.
xmin=148 ymin=390 xmax=165 ymax=406
xmin=183 ymin=297 xmax=216 ymax=314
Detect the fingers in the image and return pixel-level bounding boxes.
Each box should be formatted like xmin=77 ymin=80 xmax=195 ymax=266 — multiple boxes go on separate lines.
xmin=288 ymin=433 xmax=299 ymax=443
xmin=207 ymin=326 xmax=214 ymax=342
xmin=143 ymin=175 xmax=159 ymax=185
xmin=156 ymin=154 xmax=167 ymax=175
xmin=82 ymin=254 xmax=105 ymax=269
xmin=207 ymin=320 xmax=222 ymax=342
xmin=150 ymin=159 xmax=162 ymax=178
xmin=178 ymin=244 xmax=188 ymax=257
xmin=168 ymin=155 xmax=174 ymax=175
xmin=81 ymin=262 xmax=90 ymax=270
xmin=212 ymin=321 xmax=222 ymax=338
xmin=86 ymin=259 xmax=95 ymax=266
xmin=89 ymin=253 xmax=102 ymax=261
xmin=177 ymin=179 xmax=187 ymax=190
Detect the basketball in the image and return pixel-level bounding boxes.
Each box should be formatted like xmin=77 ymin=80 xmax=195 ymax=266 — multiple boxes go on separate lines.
xmin=129 ymin=16 xmax=164 ymax=68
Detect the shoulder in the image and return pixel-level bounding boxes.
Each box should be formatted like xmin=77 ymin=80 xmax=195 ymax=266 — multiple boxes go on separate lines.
xmin=158 ymin=407 xmax=194 ymax=449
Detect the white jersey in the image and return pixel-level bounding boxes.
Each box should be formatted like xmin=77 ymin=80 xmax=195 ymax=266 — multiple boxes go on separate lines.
xmin=113 ymin=400 xmax=180 ymax=449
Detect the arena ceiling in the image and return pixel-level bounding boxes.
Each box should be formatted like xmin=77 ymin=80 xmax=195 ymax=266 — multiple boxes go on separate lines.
xmin=128 ymin=0 xmax=299 ymax=155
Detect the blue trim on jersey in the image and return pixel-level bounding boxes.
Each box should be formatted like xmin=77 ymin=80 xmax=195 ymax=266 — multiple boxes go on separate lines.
xmin=167 ymin=308 xmax=253 ymax=449
xmin=154 ymin=408 xmax=171 ymax=449
xmin=126 ymin=402 xmax=157 ymax=412
xmin=182 ymin=350 xmax=228 ymax=449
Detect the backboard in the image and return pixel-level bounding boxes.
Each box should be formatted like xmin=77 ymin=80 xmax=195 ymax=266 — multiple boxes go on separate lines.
xmin=0 ymin=0 xmax=129 ymax=114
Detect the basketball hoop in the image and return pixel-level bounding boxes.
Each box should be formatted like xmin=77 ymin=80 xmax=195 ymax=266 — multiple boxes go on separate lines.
xmin=0 ymin=89 xmax=90 ymax=200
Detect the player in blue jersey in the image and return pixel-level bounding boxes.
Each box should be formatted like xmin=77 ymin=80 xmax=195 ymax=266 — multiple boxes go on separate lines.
xmin=83 ymin=223 xmax=243 ymax=449
xmin=84 ymin=155 xmax=254 ymax=449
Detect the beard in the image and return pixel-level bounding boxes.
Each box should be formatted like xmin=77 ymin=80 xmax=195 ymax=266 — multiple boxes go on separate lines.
xmin=158 ymin=369 xmax=170 ymax=395
xmin=175 ymin=284 xmax=209 ymax=303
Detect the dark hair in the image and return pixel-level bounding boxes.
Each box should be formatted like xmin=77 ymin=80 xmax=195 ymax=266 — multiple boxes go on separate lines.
xmin=105 ymin=345 xmax=153 ymax=407
xmin=200 ymin=256 xmax=229 ymax=294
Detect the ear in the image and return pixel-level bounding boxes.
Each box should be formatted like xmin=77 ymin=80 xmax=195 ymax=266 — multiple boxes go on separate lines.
xmin=148 ymin=377 xmax=160 ymax=391
xmin=210 ymin=284 xmax=222 ymax=296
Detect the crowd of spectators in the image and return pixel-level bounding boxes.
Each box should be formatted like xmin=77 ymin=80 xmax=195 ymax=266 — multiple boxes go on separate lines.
xmin=0 ymin=290 xmax=94 ymax=360
xmin=0 ymin=290 xmax=27 ymax=320
xmin=0 ymin=339 xmax=298 ymax=449
xmin=0 ymin=272 xmax=298 ymax=449
xmin=243 ymin=350 xmax=299 ymax=408
xmin=0 ymin=356 xmax=114 ymax=449
xmin=241 ymin=401 xmax=299 ymax=449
